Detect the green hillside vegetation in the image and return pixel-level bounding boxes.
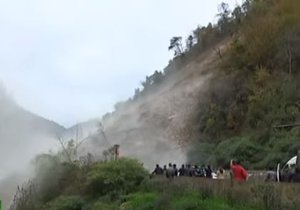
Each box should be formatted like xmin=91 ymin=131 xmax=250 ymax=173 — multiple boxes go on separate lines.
xmin=188 ymin=0 xmax=300 ymax=169
xmin=6 ymin=155 xmax=276 ymax=210
xmin=10 ymin=155 xmax=300 ymax=210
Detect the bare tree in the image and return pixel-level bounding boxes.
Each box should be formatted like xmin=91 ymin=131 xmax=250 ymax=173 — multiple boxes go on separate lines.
xmin=168 ymin=36 xmax=184 ymax=56
xmin=214 ymin=47 xmax=223 ymax=59
xmin=55 ymin=124 xmax=91 ymax=163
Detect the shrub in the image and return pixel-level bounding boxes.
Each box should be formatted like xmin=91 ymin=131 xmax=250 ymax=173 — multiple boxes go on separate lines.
xmin=91 ymin=201 xmax=118 ymax=210
xmin=42 ymin=196 xmax=85 ymax=210
xmin=33 ymin=154 xmax=81 ymax=203
xmin=85 ymin=158 xmax=148 ymax=196
xmin=125 ymin=192 xmax=158 ymax=210
xmin=215 ymin=136 xmax=264 ymax=168
xmin=187 ymin=143 xmax=215 ymax=165
xmin=170 ymin=192 xmax=202 ymax=210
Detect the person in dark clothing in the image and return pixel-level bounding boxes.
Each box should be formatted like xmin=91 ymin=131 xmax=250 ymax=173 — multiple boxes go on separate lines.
xmin=185 ymin=164 xmax=193 ymax=176
xmin=163 ymin=165 xmax=167 ymax=174
xmin=195 ymin=165 xmax=205 ymax=177
xmin=205 ymin=165 xmax=213 ymax=178
xmin=166 ymin=163 xmax=175 ymax=178
xmin=173 ymin=164 xmax=178 ymax=177
xmin=194 ymin=165 xmax=200 ymax=177
xmin=151 ymin=164 xmax=164 ymax=176
xmin=184 ymin=164 xmax=190 ymax=176
xmin=178 ymin=164 xmax=186 ymax=176
xmin=199 ymin=165 xmax=206 ymax=177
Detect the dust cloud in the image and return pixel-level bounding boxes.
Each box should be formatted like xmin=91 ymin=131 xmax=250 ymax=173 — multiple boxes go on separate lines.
xmin=0 ymin=85 xmax=65 ymax=208
xmin=0 ymin=43 xmax=219 ymax=209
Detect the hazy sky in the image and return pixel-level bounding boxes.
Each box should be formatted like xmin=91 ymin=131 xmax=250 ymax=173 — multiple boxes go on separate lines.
xmin=0 ymin=0 xmax=241 ymax=127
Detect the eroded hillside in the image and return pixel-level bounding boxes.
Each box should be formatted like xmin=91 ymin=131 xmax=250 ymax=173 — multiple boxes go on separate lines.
xmin=98 ymin=39 xmax=230 ymax=168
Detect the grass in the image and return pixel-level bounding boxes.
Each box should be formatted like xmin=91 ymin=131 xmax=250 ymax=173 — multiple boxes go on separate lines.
xmin=125 ymin=187 xmax=263 ymax=210
xmin=145 ymin=176 xmax=300 ymax=210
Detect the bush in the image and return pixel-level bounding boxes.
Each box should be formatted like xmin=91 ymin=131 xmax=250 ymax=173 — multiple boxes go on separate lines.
xmin=91 ymin=201 xmax=118 ymax=210
xmin=85 ymin=158 xmax=148 ymax=196
xmin=33 ymin=154 xmax=81 ymax=203
xmin=42 ymin=196 xmax=85 ymax=210
xmin=125 ymin=192 xmax=158 ymax=210
xmin=215 ymin=136 xmax=264 ymax=168
xmin=170 ymin=192 xmax=202 ymax=210
xmin=187 ymin=143 xmax=215 ymax=165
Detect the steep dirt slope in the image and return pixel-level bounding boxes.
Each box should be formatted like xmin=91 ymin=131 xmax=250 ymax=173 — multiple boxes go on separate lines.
xmin=98 ymin=39 xmax=230 ymax=168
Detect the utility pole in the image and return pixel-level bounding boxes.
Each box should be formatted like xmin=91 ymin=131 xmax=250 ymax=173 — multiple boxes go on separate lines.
xmin=113 ymin=144 xmax=120 ymax=160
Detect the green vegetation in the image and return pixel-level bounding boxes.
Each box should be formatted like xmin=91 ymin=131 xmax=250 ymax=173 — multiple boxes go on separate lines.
xmin=14 ymin=156 xmax=299 ymax=210
xmin=10 ymin=157 xmax=148 ymax=210
xmin=10 ymin=157 xmax=300 ymax=210
xmin=183 ymin=0 xmax=300 ymax=169
xmin=85 ymin=158 xmax=148 ymax=196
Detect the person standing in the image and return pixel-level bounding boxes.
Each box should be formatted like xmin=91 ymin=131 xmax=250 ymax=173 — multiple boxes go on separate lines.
xmin=230 ymin=160 xmax=248 ymax=182
xmin=178 ymin=164 xmax=186 ymax=176
xmin=173 ymin=164 xmax=178 ymax=177
xmin=205 ymin=165 xmax=213 ymax=178
xmin=151 ymin=164 xmax=164 ymax=176
xmin=166 ymin=163 xmax=175 ymax=178
xmin=163 ymin=165 xmax=167 ymax=175
xmin=217 ymin=167 xmax=225 ymax=180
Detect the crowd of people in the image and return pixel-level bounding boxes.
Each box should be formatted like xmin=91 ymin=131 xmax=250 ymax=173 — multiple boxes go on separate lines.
xmin=151 ymin=159 xmax=248 ymax=182
xmin=151 ymin=163 xmax=220 ymax=179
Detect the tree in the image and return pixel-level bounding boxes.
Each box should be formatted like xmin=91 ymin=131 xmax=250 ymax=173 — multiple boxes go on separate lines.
xmin=232 ymin=6 xmax=244 ymax=27
xmin=150 ymin=70 xmax=163 ymax=84
xmin=168 ymin=36 xmax=183 ymax=56
xmin=55 ymin=125 xmax=91 ymax=163
xmin=192 ymin=26 xmax=202 ymax=46
xmin=141 ymin=76 xmax=152 ymax=90
xmin=114 ymin=101 xmax=125 ymax=111
xmin=186 ymin=35 xmax=194 ymax=52
xmin=282 ymin=27 xmax=300 ymax=78
xmin=133 ymin=88 xmax=141 ymax=100
xmin=217 ymin=2 xmax=231 ymax=34
xmin=242 ymin=0 xmax=252 ymax=13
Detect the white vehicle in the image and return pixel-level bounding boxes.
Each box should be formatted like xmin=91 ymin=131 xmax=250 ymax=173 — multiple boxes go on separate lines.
xmin=286 ymin=156 xmax=297 ymax=167
xmin=277 ymin=156 xmax=298 ymax=182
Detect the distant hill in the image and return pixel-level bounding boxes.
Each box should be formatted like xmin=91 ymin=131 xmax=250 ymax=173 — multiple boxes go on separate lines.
xmin=0 ymin=87 xmax=65 ymax=207
xmin=0 ymin=88 xmax=65 ymax=178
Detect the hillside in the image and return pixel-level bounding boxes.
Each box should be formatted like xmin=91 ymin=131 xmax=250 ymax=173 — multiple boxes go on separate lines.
xmin=5 ymin=0 xmax=300 ymax=209
xmin=99 ymin=0 xmax=300 ymax=170
xmin=98 ymin=39 xmax=229 ymax=169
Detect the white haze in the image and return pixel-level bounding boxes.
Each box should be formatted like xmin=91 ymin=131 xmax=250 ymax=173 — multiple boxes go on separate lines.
xmin=0 ymin=37 xmax=226 ymax=210
xmin=0 ymin=0 xmax=242 ymax=208
xmin=0 ymin=0 xmax=241 ymax=127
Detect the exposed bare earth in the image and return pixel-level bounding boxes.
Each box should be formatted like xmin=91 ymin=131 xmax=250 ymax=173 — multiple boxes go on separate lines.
xmin=100 ymin=39 xmax=231 ymax=169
